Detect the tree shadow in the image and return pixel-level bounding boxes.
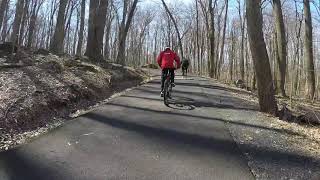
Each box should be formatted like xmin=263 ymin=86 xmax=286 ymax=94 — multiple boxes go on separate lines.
xmin=135 ymin=85 xmax=258 ymax=111
xmin=0 ymin=149 xmax=68 ymax=180
xmin=147 ymin=80 xmax=254 ymax=96
xmin=106 ymin=102 xmax=302 ymax=137
xmin=84 ymin=111 xmax=320 ymax=172
xmin=124 ymin=94 xmax=257 ymax=112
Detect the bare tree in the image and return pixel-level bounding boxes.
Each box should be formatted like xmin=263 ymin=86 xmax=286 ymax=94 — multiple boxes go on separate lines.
xmin=18 ymin=0 xmax=30 ymax=46
xmin=208 ymin=0 xmax=217 ymax=78
xmin=46 ymin=0 xmax=58 ymax=49
xmin=104 ymin=5 xmax=114 ymax=60
xmin=229 ymin=25 xmax=235 ymax=82
xmin=303 ymin=0 xmax=316 ymax=100
xmin=10 ymin=0 xmax=25 ymax=45
xmin=218 ymin=0 xmax=229 ymax=79
xmin=237 ymin=0 xmax=245 ymax=81
xmin=273 ymin=0 xmax=287 ymax=97
xmin=116 ymin=0 xmax=139 ymax=65
xmin=76 ymin=0 xmax=85 ymax=56
xmin=161 ymin=0 xmax=184 ymax=60
xmin=85 ymin=0 xmax=109 ymax=61
xmin=50 ymin=0 xmax=68 ymax=54
xmin=27 ymin=0 xmax=44 ymax=48
xmin=0 ymin=0 xmax=9 ymax=33
xmin=246 ymin=0 xmax=278 ymax=115
xmin=0 ymin=0 xmax=9 ymax=42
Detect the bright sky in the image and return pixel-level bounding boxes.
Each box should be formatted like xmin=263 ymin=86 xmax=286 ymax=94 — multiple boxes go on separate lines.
xmin=142 ymin=0 xmax=193 ymax=6
xmin=167 ymin=0 xmax=192 ymax=3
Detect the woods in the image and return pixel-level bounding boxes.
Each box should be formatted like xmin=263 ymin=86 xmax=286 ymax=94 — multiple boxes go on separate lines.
xmin=0 ymin=0 xmax=319 ymax=115
xmin=2 ymin=1 xmax=320 ymax=178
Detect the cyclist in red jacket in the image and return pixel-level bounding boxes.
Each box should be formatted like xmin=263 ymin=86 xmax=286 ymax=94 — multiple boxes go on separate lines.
xmin=157 ymin=47 xmax=181 ymax=97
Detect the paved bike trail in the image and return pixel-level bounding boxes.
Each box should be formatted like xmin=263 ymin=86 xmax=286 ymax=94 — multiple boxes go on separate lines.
xmin=0 ymin=75 xmax=254 ymax=180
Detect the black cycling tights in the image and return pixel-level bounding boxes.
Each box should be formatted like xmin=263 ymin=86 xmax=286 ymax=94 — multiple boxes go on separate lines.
xmin=161 ymin=68 xmax=175 ymax=91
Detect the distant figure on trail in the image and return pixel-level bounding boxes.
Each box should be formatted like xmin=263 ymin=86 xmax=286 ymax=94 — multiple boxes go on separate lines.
xmin=157 ymin=46 xmax=181 ymax=97
xmin=181 ymin=59 xmax=190 ymax=77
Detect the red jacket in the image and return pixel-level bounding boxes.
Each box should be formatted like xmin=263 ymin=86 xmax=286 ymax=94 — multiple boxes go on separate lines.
xmin=157 ymin=49 xmax=181 ymax=69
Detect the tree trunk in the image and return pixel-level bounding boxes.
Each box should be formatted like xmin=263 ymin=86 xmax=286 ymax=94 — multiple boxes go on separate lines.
xmin=238 ymin=0 xmax=245 ymax=81
xmin=85 ymin=0 xmax=98 ymax=58
xmin=294 ymin=1 xmax=302 ymax=96
xmin=218 ymin=0 xmax=228 ymax=79
xmin=85 ymin=0 xmax=109 ymax=61
xmin=1 ymin=0 xmax=9 ymax=41
xmin=95 ymin=0 xmax=109 ymax=57
xmin=46 ymin=0 xmax=58 ymax=49
xmin=303 ymin=0 xmax=316 ymax=100
xmin=27 ymin=0 xmax=42 ymax=48
xmin=64 ymin=1 xmax=76 ymax=54
xmin=246 ymin=0 xmax=278 ymax=115
xmin=273 ymin=0 xmax=287 ymax=97
xmin=229 ymin=27 xmax=235 ymax=82
xmin=72 ymin=8 xmax=80 ymax=55
xmin=76 ymin=0 xmax=85 ymax=56
xmin=18 ymin=0 xmax=30 ymax=46
xmin=198 ymin=0 xmax=210 ymax=76
xmin=196 ymin=0 xmax=200 ymax=74
xmin=10 ymin=0 xmax=25 ymax=44
xmin=0 ymin=0 xmax=9 ymax=33
xmin=104 ymin=10 xmax=114 ymax=60
xmin=116 ymin=0 xmax=129 ymax=65
xmin=252 ymin=71 xmax=256 ymax=90
xmin=116 ymin=0 xmax=139 ymax=65
xmin=104 ymin=21 xmax=111 ymax=60
xmin=208 ymin=0 xmax=217 ymax=78
xmin=273 ymin=33 xmax=279 ymax=90
xmin=50 ymin=0 xmax=68 ymax=54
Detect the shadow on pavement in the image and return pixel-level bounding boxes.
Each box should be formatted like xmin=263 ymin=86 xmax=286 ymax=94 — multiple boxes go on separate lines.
xmin=0 ymin=150 xmax=67 ymax=180
xmin=131 ymin=85 xmax=258 ymax=112
xmin=147 ymin=80 xmax=254 ymax=96
xmin=106 ymin=102 xmax=301 ymax=137
xmin=84 ymin=111 xmax=320 ymax=171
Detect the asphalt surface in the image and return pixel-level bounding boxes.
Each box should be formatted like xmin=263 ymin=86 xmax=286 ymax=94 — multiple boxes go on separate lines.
xmin=0 ymin=74 xmax=255 ymax=180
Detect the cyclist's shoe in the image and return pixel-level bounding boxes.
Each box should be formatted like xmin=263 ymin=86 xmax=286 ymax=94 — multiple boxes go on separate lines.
xmin=160 ymin=91 xmax=164 ymax=97
xmin=171 ymin=83 xmax=176 ymax=87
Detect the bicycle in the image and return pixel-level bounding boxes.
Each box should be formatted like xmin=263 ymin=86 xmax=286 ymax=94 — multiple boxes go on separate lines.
xmin=163 ymin=71 xmax=174 ymax=105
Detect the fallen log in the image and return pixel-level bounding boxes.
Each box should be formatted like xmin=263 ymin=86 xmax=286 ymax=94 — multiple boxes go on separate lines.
xmin=296 ymin=106 xmax=320 ymax=125
xmin=279 ymin=104 xmax=320 ymax=125
xmin=0 ymin=63 xmax=28 ymax=69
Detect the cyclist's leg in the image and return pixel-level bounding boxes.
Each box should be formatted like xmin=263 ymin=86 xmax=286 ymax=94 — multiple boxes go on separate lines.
xmin=161 ymin=68 xmax=168 ymax=92
xmin=170 ymin=68 xmax=175 ymax=84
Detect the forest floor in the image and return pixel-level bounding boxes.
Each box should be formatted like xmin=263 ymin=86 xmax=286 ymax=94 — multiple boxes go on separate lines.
xmin=0 ymin=46 xmax=149 ymax=151
xmin=204 ymin=79 xmax=320 ymax=179
xmin=213 ymin=79 xmax=320 ymax=148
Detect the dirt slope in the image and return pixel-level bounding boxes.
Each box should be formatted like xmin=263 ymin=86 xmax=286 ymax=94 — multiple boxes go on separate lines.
xmin=0 ymin=50 xmax=148 ymax=150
